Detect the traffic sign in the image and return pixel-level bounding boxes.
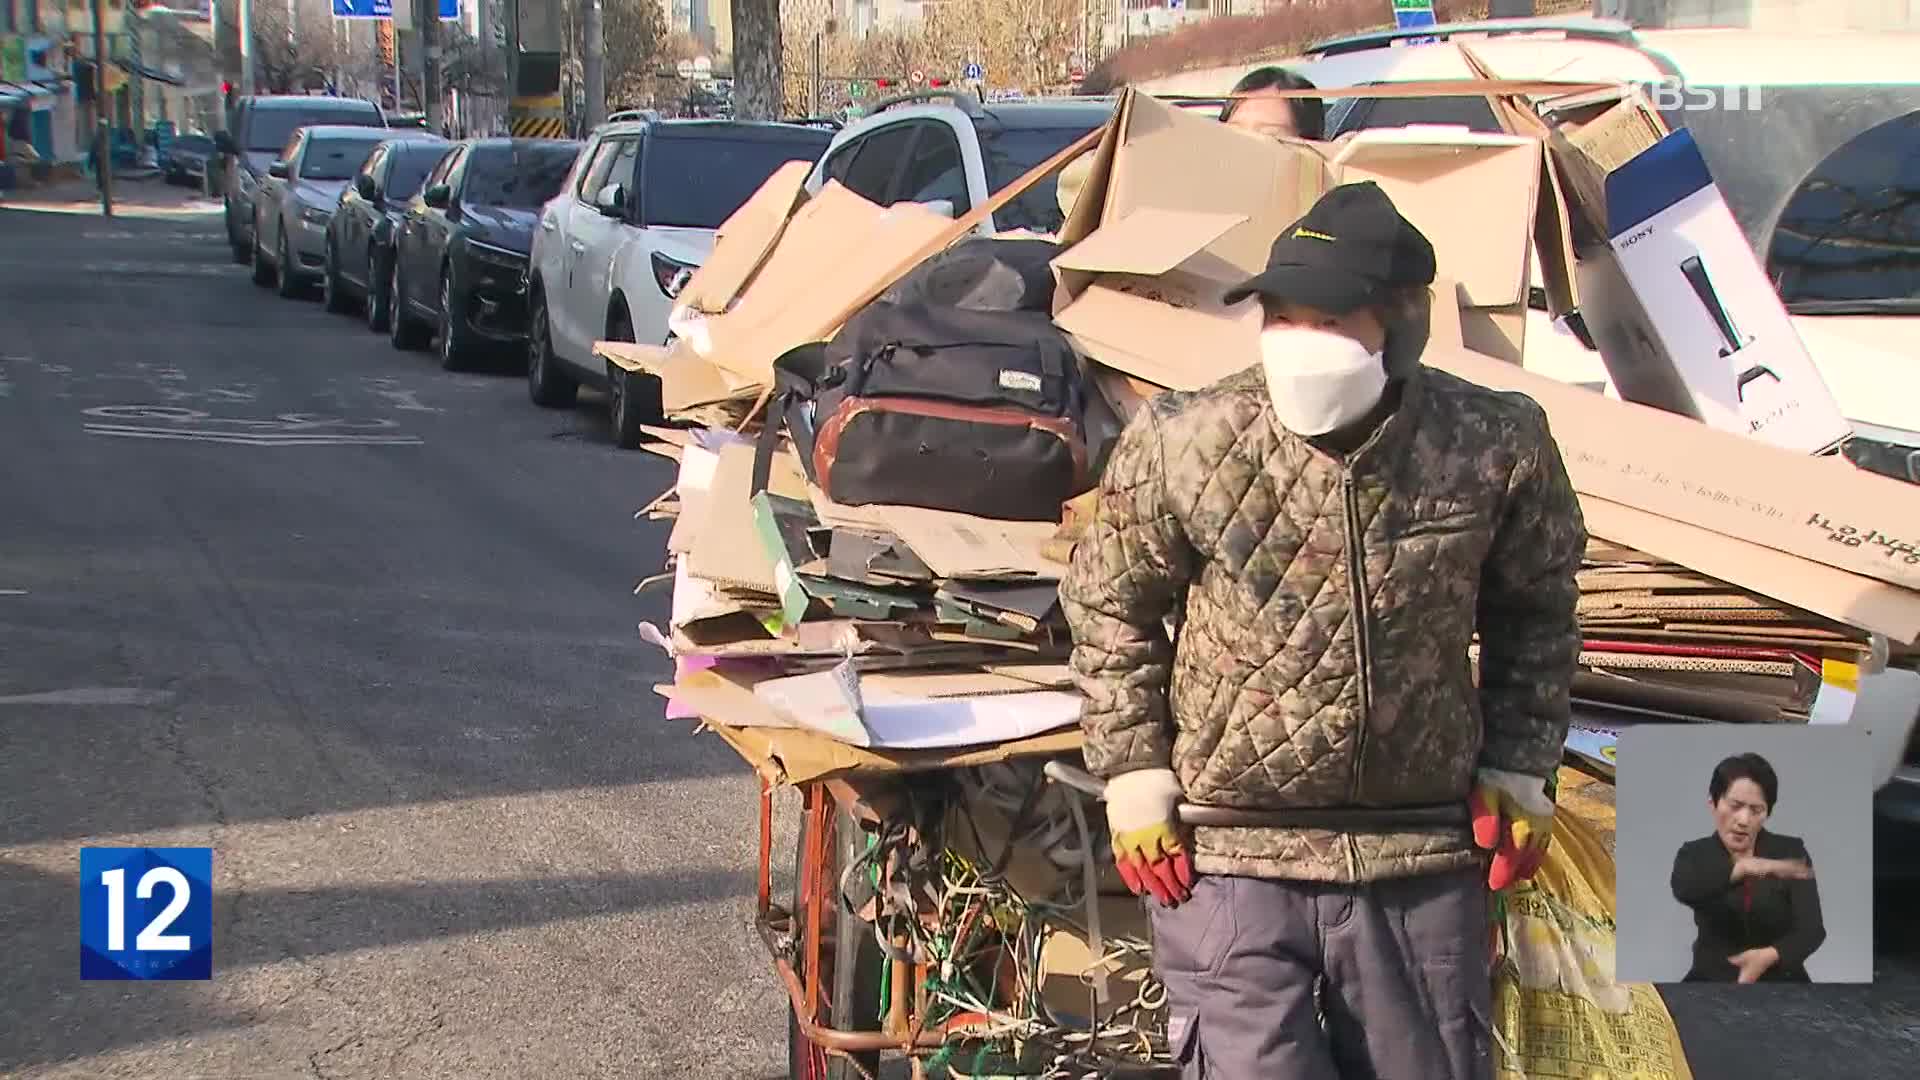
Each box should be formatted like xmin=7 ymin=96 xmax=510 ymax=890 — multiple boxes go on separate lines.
xmin=963 ymin=62 xmax=983 ymax=82
xmin=849 ymin=81 xmax=868 ymax=99
xmin=1391 ymin=0 xmax=1436 ymax=29
xmin=910 ymin=69 xmax=925 ymax=86
xmin=332 ymin=0 xmax=459 ymax=19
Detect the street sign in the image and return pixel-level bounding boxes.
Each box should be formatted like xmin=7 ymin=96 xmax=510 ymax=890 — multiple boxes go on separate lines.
xmin=332 ymin=0 xmax=459 ymax=19
xmin=910 ymin=69 xmax=925 ymax=86
xmin=849 ymin=81 xmax=868 ymax=99
xmin=1391 ymin=0 xmax=1436 ymax=29
xmin=963 ymin=62 xmax=983 ymax=82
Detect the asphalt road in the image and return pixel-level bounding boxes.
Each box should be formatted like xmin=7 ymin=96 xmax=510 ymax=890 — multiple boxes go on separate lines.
xmin=1 ymin=194 xmax=1916 ymax=1079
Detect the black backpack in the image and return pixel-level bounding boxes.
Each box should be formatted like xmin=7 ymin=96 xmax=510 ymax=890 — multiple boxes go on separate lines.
xmin=752 ymin=300 xmax=1095 ymax=523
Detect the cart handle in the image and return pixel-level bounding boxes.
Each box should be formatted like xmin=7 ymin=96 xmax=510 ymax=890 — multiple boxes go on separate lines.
xmin=1042 ymin=761 xmax=1470 ymax=829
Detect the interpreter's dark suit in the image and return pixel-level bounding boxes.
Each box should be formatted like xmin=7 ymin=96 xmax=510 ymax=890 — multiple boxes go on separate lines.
xmin=1670 ymin=830 xmax=1825 ymax=983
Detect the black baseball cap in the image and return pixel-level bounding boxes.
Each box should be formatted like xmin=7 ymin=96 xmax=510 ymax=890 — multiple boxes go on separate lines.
xmin=1223 ymin=181 xmax=1436 ymax=314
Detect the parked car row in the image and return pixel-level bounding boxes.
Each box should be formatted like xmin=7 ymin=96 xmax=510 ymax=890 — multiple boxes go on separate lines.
xmin=207 ymin=90 xmax=1114 ymax=450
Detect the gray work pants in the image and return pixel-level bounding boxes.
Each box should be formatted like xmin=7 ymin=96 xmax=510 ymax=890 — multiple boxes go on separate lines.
xmin=1150 ymin=868 xmax=1492 ymax=1080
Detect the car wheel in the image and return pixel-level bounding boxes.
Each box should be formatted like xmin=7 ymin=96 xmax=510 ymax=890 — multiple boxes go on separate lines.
xmin=389 ymin=261 xmax=430 ymax=351
xmin=604 ymin=307 xmax=660 ymax=450
xmin=526 ymin=292 xmax=578 ymax=408
xmin=275 ymin=233 xmax=302 ymax=299
xmin=365 ymin=249 xmax=391 ymax=333
xmin=322 ymin=239 xmax=352 ymax=314
xmin=250 ymin=232 xmax=274 ymax=286
xmin=436 ymin=270 xmax=468 ymax=372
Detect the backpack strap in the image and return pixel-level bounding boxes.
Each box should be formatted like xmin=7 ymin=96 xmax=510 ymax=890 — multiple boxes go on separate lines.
xmin=752 ymin=342 xmax=832 ymax=497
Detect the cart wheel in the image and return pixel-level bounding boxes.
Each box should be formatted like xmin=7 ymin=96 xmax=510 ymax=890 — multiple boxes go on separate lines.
xmin=787 ymin=801 xmax=887 ymax=1080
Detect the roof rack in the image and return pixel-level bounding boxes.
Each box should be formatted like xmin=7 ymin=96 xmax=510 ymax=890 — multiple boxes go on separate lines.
xmin=1307 ymin=16 xmax=1637 ymax=57
xmin=865 ymin=88 xmax=985 ymax=119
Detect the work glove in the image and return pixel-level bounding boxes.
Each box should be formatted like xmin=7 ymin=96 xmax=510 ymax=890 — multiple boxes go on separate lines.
xmin=1105 ymin=768 xmax=1193 ymax=907
xmin=1470 ymin=768 xmax=1554 ymax=892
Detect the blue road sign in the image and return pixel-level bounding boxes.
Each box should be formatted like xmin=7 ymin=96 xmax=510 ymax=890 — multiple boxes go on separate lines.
xmin=963 ymin=62 xmax=983 ymax=82
xmin=1392 ymin=0 xmax=1436 ymax=28
xmin=332 ymin=0 xmax=460 ymax=19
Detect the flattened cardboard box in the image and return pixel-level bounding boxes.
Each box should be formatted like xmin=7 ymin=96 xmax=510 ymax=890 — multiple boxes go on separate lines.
xmin=1050 ymin=90 xmax=1544 ymax=389
xmin=1426 ymin=344 xmax=1920 ymax=594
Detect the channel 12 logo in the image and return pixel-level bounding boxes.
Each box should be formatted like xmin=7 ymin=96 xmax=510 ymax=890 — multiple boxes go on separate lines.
xmin=80 ymin=847 xmax=213 ymax=981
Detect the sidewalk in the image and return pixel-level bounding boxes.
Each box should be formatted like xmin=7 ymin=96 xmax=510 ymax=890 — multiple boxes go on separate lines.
xmin=0 ymin=173 xmax=222 ymax=219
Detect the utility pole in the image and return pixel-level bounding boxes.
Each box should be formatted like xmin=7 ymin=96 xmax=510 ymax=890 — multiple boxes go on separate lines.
xmin=239 ymin=0 xmax=255 ymax=96
xmin=422 ymin=0 xmax=444 ymax=131
xmin=90 ymin=0 xmax=113 ymax=216
xmin=582 ymin=0 xmax=604 ymax=129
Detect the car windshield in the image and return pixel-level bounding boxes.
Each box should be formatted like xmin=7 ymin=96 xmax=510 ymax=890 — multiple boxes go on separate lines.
xmin=301 ymin=137 xmax=385 ymax=181
xmin=461 ymin=144 xmax=580 ymax=208
xmin=641 ymin=134 xmax=829 ymax=228
xmin=979 ymin=124 xmax=1104 ymax=234
xmin=387 ymin=146 xmax=445 ymax=200
xmin=1738 ymin=103 xmax=1920 ymax=315
xmin=248 ymin=106 xmax=381 ymax=152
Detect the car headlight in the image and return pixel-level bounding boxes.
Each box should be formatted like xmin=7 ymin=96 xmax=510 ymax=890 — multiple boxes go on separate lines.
xmin=301 ymin=206 xmax=332 ymax=226
xmin=651 ymin=251 xmax=696 ymax=299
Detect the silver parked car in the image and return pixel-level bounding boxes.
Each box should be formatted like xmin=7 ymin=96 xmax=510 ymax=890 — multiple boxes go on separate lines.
xmin=249 ymin=124 xmax=434 ymax=298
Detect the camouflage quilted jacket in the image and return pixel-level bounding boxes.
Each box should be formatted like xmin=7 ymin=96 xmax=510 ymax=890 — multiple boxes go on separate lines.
xmin=1060 ymin=364 xmax=1584 ymax=884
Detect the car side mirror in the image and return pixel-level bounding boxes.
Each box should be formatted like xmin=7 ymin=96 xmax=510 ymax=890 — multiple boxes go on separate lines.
xmin=267 ymin=160 xmax=289 ymax=179
xmin=355 ymin=174 xmax=378 ymax=201
xmin=214 ymin=131 xmax=236 ymax=155
xmin=595 ymin=182 xmax=625 ymax=217
xmin=422 ymin=184 xmax=451 ymax=209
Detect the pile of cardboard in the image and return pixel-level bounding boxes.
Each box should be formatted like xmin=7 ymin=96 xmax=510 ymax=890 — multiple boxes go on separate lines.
xmin=622 ymin=78 xmax=1920 ymax=775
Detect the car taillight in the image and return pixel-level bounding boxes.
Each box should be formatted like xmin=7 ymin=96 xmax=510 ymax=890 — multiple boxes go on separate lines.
xmin=651 ymin=251 xmax=693 ymax=299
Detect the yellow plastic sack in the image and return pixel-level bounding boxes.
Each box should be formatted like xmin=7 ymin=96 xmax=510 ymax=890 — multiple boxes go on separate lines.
xmin=1492 ymin=802 xmax=1694 ymax=1080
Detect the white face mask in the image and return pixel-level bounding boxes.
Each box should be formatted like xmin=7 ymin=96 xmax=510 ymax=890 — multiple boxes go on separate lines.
xmin=1258 ymin=325 xmax=1388 ymax=436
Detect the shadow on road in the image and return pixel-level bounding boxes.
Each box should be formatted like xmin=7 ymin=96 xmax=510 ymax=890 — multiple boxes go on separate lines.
xmin=0 ymin=857 xmax=748 ymax=1073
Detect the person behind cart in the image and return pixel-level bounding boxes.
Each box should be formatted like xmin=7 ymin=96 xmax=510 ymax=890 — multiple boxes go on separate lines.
xmin=1059 ymin=181 xmax=1585 ymax=1080
xmin=1670 ymin=751 xmax=1826 ymax=983
xmin=1220 ymin=66 xmax=1327 ymax=141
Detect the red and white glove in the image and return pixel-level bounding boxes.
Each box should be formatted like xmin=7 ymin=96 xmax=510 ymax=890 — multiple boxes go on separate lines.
xmin=1470 ymin=768 xmax=1554 ymax=892
xmin=1105 ymin=768 xmax=1193 ymax=907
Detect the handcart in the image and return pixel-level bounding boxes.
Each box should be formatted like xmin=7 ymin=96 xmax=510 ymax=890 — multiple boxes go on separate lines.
xmin=719 ymin=717 xmax=1480 ymax=1080
xmin=712 ymin=713 xmax=1171 ymax=1080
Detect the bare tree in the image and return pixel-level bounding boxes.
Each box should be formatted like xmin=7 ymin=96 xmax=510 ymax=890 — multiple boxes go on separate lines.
xmin=731 ymin=0 xmax=782 ymax=120
xmin=604 ymin=0 xmax=671 ymax=108
xmin=214 ymin=0 xmax=338 ymax=94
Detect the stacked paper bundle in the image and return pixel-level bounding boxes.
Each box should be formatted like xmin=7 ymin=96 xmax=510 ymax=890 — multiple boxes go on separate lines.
xmin=633 ymin=426 xmax=1089 ymax=753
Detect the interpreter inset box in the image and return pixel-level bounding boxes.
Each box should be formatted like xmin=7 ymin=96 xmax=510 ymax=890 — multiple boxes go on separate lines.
xmin=1614 ymin=726 xmax=1874 ymax=984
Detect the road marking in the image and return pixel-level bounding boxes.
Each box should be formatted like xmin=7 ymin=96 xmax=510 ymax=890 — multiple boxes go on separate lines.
xmin=0 ymin=687 xmax=175 ymax=706
xmin=0 ymin=589 xmax=26 ymax=596
xmin=69 ymin=261 xmax=245 ymax=278
xmin=82 ymin=423 xmax=423 ymax=446
xmin=366 ymin=379 xmax=440 ymax=413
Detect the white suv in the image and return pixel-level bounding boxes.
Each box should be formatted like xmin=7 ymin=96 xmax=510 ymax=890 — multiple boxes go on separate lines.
xmin=525 ymin=116 xmax=833 ymax=447
xmin=802 ymin=92 xmax=1113 ymax=236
